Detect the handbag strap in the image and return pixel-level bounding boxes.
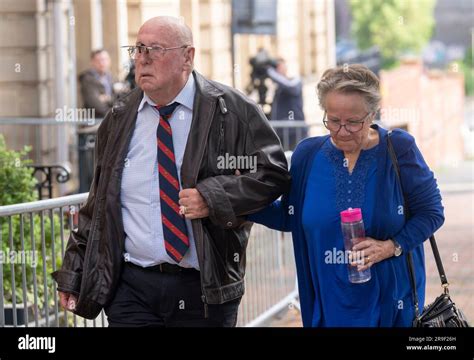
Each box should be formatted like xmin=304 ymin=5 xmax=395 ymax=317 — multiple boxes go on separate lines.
xmin=386 ymin=131 xmax=449 ymax=315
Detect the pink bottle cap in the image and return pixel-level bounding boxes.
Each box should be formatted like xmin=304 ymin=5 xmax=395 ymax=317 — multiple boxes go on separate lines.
xmin=340 ymin=208 xmax=362 ymax=223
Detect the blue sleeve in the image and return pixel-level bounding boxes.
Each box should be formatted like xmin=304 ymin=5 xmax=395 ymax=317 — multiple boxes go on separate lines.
xmin=251 ymin=136 xmax=324 ymax=326
xmin=247 ymin=197 xmax=291 ymax=232
xmin=292 ymin=232 xmax=316 ymax=327
xmin=392 ymin=133 xmax=445 ymax=252
xmin=249 ymin=137 xmax=323 ymax=241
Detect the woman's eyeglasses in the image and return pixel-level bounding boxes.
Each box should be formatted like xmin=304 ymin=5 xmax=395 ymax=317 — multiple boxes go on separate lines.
xmin=323 ymin=112 xmax=372 ymax=133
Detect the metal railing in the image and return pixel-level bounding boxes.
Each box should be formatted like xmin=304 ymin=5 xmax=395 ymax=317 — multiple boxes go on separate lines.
xmin=0 ymin=193 xmax=109 ymax=327
xmin=238 ymin=227 xmax=298 ymax=327
xmin=28 ymin=165 xmax=72 ymax=200
xmin=269 ymin=121 xmax=323 ymax=151
xmin=0 ymin=192 xmax=298 ymax=327
xmin=0 ymin=117 xmax=320 ymax=156
xmin=1 ymin=117 xmax=321 ymax=197
xmin=0 ymin=118 xmax=100 ymax=164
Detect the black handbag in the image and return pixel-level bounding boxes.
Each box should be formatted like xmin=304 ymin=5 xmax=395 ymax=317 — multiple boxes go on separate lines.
xmin=387 ymin=131 xmax=469 ymax=327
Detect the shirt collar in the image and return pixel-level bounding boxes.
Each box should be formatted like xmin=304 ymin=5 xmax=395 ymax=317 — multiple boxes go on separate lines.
xmin=138 ymin=74 xmax=195 ymax=113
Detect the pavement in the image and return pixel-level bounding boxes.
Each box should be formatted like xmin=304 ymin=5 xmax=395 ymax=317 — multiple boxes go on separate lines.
xmin=268 ymin=160 xmax=474 ymax=327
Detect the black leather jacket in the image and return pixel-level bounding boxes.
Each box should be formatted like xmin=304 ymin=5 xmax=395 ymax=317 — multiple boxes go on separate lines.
xmin=52 ymin=71 xmax=291 ymax=319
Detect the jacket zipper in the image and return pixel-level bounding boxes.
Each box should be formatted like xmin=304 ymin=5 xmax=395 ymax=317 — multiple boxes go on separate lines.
xmin=107 ymin=106 xmax=138 ymax=268
xmin=217 ymin=119 xmax=225 ymax=174
xmin=194 ymin=100 xmax=219 ymax=318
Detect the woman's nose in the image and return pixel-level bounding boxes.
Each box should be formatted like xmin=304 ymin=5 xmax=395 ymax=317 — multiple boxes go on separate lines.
xmin=338 ymin=124 xmax=351 ymax=136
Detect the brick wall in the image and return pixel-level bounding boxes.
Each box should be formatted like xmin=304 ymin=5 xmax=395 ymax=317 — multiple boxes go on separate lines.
xmin=380 ymin=59 xmax=465 ymax=169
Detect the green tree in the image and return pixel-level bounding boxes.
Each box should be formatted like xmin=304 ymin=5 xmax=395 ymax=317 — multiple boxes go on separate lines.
xmin=0 ymin=134 xmax=62 ymax=324
xmin=350 ymin=0 xmax=436 ymax=68
xmin=461 ymin=46 xmax=473 ymax=96
xmin=0 ymin=135 xmax=36 ymax=206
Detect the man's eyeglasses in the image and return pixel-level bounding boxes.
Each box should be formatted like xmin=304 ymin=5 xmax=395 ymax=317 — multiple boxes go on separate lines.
xmin=122 ymin=45 xmax=190 ymax=60
xmin=323 ymin=112 xmax=372 ymax=133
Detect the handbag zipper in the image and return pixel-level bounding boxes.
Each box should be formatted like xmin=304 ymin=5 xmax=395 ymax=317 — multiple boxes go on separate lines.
xmin=419 ymin=301 xmax=455 ymax=322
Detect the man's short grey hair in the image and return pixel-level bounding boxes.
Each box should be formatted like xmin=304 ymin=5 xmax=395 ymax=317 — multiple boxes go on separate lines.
xmin=317 ymin=64 xmax=381 ymax=113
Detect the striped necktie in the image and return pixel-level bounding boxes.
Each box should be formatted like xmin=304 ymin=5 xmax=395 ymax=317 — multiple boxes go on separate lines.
xmin=156 ymin=102 xmax=189 ymax=263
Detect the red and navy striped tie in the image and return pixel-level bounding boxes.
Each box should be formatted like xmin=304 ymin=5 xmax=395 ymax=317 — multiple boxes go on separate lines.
xmin=156 ymin=102 xmax=189 ymax=263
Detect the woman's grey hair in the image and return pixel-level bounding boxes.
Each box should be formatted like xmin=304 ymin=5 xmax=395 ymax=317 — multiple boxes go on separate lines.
xmin=317 ymin=64 xmax=381 ymax=113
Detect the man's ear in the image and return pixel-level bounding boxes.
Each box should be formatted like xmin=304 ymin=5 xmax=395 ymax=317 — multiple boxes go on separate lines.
xmin=184 ymin=47 xmax=195 ymax=71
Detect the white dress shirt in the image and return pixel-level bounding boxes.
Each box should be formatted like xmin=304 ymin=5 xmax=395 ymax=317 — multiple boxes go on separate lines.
xmin=121 ymin=74 xmax=199 ymax=269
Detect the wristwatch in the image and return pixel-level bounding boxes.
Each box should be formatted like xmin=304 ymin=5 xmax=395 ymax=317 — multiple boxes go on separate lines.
xmin=392 ymin=239 xmax=403 ymax=257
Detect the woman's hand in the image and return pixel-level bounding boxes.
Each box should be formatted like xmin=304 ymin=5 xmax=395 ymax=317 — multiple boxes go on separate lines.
xmin=350 ymin=237 xmax=396 ymax=271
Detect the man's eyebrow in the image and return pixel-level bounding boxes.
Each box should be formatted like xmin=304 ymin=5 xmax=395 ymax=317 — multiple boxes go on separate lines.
xmin=135 ymin=41 xmax=165 ymax=47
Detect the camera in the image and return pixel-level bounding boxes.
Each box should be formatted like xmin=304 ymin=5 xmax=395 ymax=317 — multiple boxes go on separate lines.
xmin=246 ymin=48 xmax=278 ymax=107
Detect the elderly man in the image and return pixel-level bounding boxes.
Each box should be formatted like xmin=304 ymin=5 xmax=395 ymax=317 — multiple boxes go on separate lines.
xmin=79 ymin=49 xmax=115 ymax=118
xmin=52 ymin=16 xmax=290 ymax=327
xmin=77 ymin=49 xmax=116 ymax=193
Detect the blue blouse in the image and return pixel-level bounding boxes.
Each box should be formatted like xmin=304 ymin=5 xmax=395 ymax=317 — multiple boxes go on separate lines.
xmin=303 ymin=139 xmax=391 ymax=326
xmin=249 ymin=125 xmax=445 ymax=327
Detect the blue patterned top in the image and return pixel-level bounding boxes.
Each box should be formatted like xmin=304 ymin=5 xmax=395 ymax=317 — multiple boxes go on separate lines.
xmin=301 ymin=139 xmax=380 ymax=326
xmin=322 ymin=139 xmax=378 ymax=212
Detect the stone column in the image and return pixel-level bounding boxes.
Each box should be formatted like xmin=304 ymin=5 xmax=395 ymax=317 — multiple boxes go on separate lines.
xmin=102 ymin=0 xmax=129 ymax=80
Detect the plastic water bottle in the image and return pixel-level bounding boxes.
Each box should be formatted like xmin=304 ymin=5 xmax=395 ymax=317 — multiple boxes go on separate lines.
xmin=340 ymin=208 xmax=371 ymax=284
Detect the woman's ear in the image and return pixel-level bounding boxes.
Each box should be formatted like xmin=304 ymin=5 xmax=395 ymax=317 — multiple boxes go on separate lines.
xmin=369 ymin=111 xmax=377 ymax=123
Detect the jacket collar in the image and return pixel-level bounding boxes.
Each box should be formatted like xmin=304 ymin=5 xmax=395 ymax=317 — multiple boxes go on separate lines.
xmin=192 ymin=70 xmax=224 ymax=98
xmin=180 ymin=71 xmax=223 ymax=188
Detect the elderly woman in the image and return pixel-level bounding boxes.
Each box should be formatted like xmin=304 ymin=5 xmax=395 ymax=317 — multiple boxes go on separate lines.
xmin=249 ymin=64 xmax=444 ymax=327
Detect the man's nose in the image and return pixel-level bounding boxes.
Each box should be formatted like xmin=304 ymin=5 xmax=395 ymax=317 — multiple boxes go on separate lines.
xmin=136 ymin=55 xmax=151 ymax=67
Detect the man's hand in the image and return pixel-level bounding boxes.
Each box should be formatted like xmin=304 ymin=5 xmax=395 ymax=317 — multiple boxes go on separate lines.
xmin=98 ymin=94 xmax=111 ymax=103
xmin=178 ymin=188 xmax=210 ymax=219
xmin=59 ymin=291 xmax=78 ymax=312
